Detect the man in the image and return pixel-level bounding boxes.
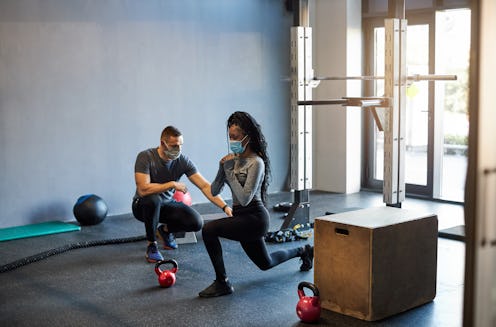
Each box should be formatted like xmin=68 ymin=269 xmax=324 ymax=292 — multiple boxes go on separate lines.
xmin=132 ymin=126 xmax=232 ymax=263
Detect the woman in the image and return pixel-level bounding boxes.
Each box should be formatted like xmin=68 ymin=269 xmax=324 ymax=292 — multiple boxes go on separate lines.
xmin=199 ymin=111 xmax=314 ymax=298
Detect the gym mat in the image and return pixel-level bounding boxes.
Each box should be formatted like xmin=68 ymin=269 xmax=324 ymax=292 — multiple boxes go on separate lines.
xmin=438 ymin=225 xmax=465 ymax=242
xmin=0 ymin=221 xmax=80 ymax=242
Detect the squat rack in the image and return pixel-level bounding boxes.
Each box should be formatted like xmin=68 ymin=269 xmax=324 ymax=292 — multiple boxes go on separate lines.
xmin=281 ymin=0 xmax=456 ymax=229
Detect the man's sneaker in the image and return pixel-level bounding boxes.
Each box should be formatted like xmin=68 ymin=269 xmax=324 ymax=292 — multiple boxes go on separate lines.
xmin=198 ymin=279 xmax=234 ymax=298
xmin=145 ymin=243 xmax=164 ymax=263
xmin=156 ymin=225 xmax=178 ymax=250
xmin=300 ymin=244 xmax=314 ymax=271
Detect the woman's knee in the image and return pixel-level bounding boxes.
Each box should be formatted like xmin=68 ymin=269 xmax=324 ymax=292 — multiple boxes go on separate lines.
xmin=202 ymin=220 xmax=220 ymax=240
xmin=256 ymin=262 xmax=271 ymax=271
xmin=202 ymin=221 xmax=212 ymax=237
xmin=241 ymin=240 xmax=273 ymax=271
xmin=251 ymin=252 xmax=272 ymax=270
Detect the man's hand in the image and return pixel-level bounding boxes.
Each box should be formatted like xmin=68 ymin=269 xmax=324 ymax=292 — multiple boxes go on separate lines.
xmin=135 ymin=172 xmax=178 ymax=197
xmin=220 ymin=154 xmax=236 ymax=164
xmin=174 ymin=181 xmax=188 ymax=193
xmin=224 ymin=206 xmax=233 ymax=217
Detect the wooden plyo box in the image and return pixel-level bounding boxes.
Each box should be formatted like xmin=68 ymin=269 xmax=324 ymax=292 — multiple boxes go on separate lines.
xmin=314 ymin=206 xmax=438 ymax=321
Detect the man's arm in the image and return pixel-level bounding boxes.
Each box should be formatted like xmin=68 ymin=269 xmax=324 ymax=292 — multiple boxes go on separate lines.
xmin=135 ymin=172 xmax=187 ymax=197
xmin=188 ymin=172 xmax=232 ymax=216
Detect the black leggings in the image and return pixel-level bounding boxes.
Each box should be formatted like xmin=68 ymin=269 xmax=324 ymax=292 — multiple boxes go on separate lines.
xmin=202 ymin=201 xmax=303 ymax=281
xmin=132 ymin=194 xmax=203 ymax=242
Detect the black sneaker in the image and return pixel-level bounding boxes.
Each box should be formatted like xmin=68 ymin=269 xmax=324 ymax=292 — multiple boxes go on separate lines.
xmin=198 ymin=279 xmax=234 ymax=298
xmin=300 ymin=244 xmax=314 ymax=271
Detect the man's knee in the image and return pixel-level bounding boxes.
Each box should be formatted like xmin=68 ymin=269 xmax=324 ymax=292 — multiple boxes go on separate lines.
xmin=190 ymin=215 xmax=203 ymax=232
xmin=132 ymin=194 xmax=161 ymax=221
xmin=138 ymin=194 xmax=162 ymax=207
xmin=180 ymin=206 xmax=202 ymax=231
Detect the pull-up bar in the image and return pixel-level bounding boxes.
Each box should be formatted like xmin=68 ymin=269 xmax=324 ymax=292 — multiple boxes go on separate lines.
xmin=297 ymin=96 xmax=390 ymax=108
xmin=297 ymin=97 xmax=391 ymax=132
xmin=313 ymin=74 xmax=457 ymax=81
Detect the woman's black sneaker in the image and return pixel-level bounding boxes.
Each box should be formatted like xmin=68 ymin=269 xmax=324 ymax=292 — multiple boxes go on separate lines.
xmin=199 ymin=279 xmax=234 ymax=298
xmin=300 ymin=244 xmax=314 ymax=271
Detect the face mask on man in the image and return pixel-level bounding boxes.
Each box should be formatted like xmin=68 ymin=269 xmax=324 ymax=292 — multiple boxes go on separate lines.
xmin=229 ymin=135 xmax=248 ymax=154
xmin=164 ymin=143 xmax=181 ymax=160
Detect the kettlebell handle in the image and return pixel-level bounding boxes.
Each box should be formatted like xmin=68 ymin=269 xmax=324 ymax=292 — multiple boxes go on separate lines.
xmin=155 ymin=259 xmax=178 ymax=274
xmin=298 ymin=281 xmax=319 ymax=298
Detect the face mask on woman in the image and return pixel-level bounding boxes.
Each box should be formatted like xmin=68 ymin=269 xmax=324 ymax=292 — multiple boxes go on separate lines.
xmin=229 ymin=135 xmax=248 ymax=154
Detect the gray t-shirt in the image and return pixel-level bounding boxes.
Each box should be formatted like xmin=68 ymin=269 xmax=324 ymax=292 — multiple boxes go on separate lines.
xmin=211 ymin=155 xmax=264 ymax=206
xmin=134 ymin=148 xmax=197 ymax=200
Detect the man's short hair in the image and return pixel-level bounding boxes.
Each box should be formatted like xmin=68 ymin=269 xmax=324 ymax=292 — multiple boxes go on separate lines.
xmin=161 ymin=126 xmax=182 ymax=140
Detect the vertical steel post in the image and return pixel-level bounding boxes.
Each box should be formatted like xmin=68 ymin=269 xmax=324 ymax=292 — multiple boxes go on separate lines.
xmin=383 ymin=18 xmax=406 ymax=206
xmin=283 ymin=26 xmax=312 ymax=229
xmin=290 ymin=27 xmax=312 ymax=192
xmin=282 ymin=0 xmax=311 ymax=229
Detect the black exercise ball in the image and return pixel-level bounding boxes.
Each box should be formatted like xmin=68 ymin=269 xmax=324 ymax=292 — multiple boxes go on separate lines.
xmin=73 ymin=194 xmax=108 ymax=226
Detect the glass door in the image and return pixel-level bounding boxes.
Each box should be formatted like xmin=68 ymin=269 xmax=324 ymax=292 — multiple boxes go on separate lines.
xmin=364 ymin=10 xmax=470 ymax=202
xmin=434 ymin=9 xmax=470 ymax=202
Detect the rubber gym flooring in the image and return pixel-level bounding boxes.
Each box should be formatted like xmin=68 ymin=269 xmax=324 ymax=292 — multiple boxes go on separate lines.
xmin=0 ymin=191 xmax=464 ymax=327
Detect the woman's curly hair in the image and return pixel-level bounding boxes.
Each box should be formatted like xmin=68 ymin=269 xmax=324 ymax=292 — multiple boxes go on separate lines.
xmin=227 ymin=111 xmax=271 ymax=205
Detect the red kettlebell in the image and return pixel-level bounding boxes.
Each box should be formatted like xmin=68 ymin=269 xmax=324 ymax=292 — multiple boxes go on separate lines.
xmin=155 ymin=259 xmax=178 ymax=288
xmin=296 ymin=281 xmax=321 ymax=323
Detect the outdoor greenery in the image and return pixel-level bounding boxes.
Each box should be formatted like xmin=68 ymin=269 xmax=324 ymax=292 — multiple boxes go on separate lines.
xmin=444 ymin=133 xmax=468 ymax=155
xmin=444 ymin=134 xmax=468 ymax=145
xmin=444 ymin=66 xmax=469 ymax=114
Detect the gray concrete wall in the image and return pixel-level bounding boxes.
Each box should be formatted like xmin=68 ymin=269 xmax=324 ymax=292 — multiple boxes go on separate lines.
xmin=0 ymin=0 xmax=292 ymax=228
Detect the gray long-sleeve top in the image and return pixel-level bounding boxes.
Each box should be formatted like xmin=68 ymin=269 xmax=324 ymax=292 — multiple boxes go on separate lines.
xmin=211 ymin=155 xmax=265 ymax=206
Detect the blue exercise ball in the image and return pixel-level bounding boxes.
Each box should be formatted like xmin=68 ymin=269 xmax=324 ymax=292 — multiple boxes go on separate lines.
xmin=73 ymin=194 xmax=108 ymax=226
